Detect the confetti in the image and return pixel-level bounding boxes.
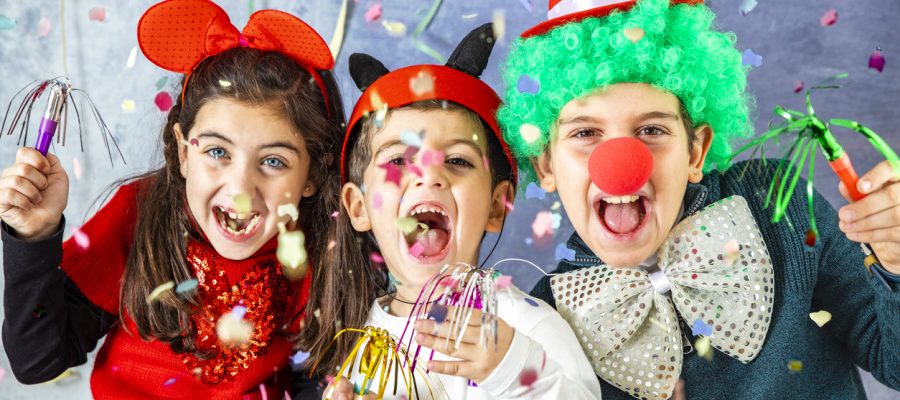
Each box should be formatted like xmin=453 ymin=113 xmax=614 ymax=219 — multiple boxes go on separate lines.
xmin=232 ymin=193 xmax=251 ymax=215
xmin=421 ymin=150 xmax=445 ymax=168
xmin=427 ymin=304 xmax=448 ymax=323
xmin=492 ymin=9 xmax=505 ymax=43
xmin=88 ymin=7 xmax=106 ymax=22
xmin=809 ymin=310 xmax=832 ymax=327
xmin=723 ymin=239 xmax=739 ymax=265
xmin=551 ymin=201 xmax=561 ymax=211
xmin=623 ymin=27 xmax=645 ymax=43
xmin=869 ymin=47 xmax=885 ymax=73
xmin=525 ymin=182 xmax=546 ymax=200
xmin=387 ymin=271 xmax=402 ymax=287
xmin=126 ymin=46 xmax=138 ymax=68
xmin=531 ymin=211 xmax=558 ymax=238
xmin=371 ymin=252 xmax=384 ymax=264
xmin=804 ymin=228 xmax=817 ymax=247
xmin=277 ymin=203 xmax=299 ymax=222
xmin=793 ymin=80 xmax=804 ymax=93
xmin=277 ymin=230 xmax=308 ymax=270
xmin=519 ymin=0 xmax=534 ymax=12
xmin=461 ymin=13 xmax=478 ymax=20
xmin=395 ymin=216 xmax=419 ymax=234
xmin=72 ymin=228 xmax=90 ymax=250
xmin=494 ymin=275 xmax=512 ymax=290
xmin=0 ymin=15 xmax=16 ymax=30
xmin=327 ymin=240 xmax=337 ymax=250
xmin=554 ymin=243 xmax=575 ymax=261
xmin=32 ymin=305 xmax=47 ymax=318
xmin=290 ymin=351 xmax=310 ymax=366
xmin=820 ymin=9 xmax=837 ymax=26
xmin=691 ymin=319 xmax=713 ymax=337
xmin=504 ymin=199 xmax=515 ymax=212
xmin=163 ymin=377 xmax=177 ymax=386
xmin=520 ymin=123 xmax=541 ymax=143
xmin=331 ymin=211 xmax=340 ymax=219
xmin=409 ymin=70 xmax=435 ymax=96
xmin=365 ymin=3 xmax=382 ymax=22
xmin=0 ymin=366 xmax=5 ymax=381
xmin=231 ymin=305 xmax=247 ymax=319
xmin=742 ymin=49 xmax=763 ymax=67
xmin=189 ymin=138 xmax=199 ymax=147
xmin=379 ymin=162 xmax=403 ymax=186
xmin=216 ymin=312 xmax=254 ymax=345
xmin=519 ymin=367 xmax=538 ymax=387
xmin=372 ymin=192 xmax=383 ymax=210
xmin=154 ymin=92 xmax=173 ymax=112
xmin=524 ymin=298 xmax=539 ymax=307
xmin=329 ymin=0 xmax=349 ymax=59
xmin=38 ymin=17 xmax=51 ymax=37
xmin=121 ymin=99 xmax=135 ymax=112
xmin=175 ymin=279 xmax=198 ymax=294
xmin=71 ymin=157 xmax=83 ymax=180
xmin=147 ymin=281 xmax=175 ymax=303
xmin=155 ymin=76 xmax=168 ymax=90
xmin=382 ymin=20 xmax=407 ymax=36
xmin=787 ymin=359 xmax=803 ymax=373
xmin=517 ymin=74 xmax=540 ymax=95
xmin=409 ymin=241 xmax=425 ymax=257
xmin=400 ymin=129 xmax=424 ymax=148
xmin=739 ymin=0 xmax=758 ymax=16
xmin=695 ymin=336 xmax=713 ymax=361
xmin=218 ymin=79 xmax=232 ymax=88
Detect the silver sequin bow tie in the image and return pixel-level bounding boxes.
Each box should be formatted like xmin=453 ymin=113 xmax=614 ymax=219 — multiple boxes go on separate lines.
xmin=551 ymin=196 xmax=775 ymax=399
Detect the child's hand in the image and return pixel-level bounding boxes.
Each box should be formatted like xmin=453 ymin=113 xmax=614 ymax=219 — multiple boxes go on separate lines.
xmin=838 ymin=159 xmax=900 ymax=273
xmin=0 ymin=148 xmax=68 ymax=240
xmin=323 ymin=377 xmax=377 ymax=400
xmin=413 ymin=306 xmax=515 ymax=383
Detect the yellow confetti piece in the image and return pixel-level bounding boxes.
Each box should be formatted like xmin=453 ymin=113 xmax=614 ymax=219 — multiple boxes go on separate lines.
xmin=121 ymin=100 xmax=135 ymax=112
xmin=147 ymin=281 xmax=174 ymax=303
xmin=218 ymin=79 xmax=232 ymax=88
xmin=395 ymin=217 xmax=419 ymax=234
xmin=788 ymin=359 xmax=803 ymax=373
xmin=232 ymin=193 xmax=251 ymax=215
xmin=520 ymin=123 xmax=541 ymax=143
xmin=492 ymin=9 xmax=505 ymax=43
xmin=216 ymin=313 xmax=254 ymax=346
xmin=277 ymin=230 xmax=308 ymax=271
xmin=277 ymin=203 xmax=299 ymax=223
xmin=809 ymin=310 xmax=832 ymax=327
xmin=409 ymin=70 xmax=435 ymax=96
xmin=370 ymin=90 xmax=384 ymax=110
xmin=328 ymin=0 xmax=349 ymax=59
xmin=44 ymin=369 xmax=76 ymax=384
xmin=381 ymin=20 xmax=407 ymax=36
xmin=623 ymin=27 xmax=645 ymax=43
xmin=126 ymin=46 xmax=138 ymax=69
xmin=695 ymin=336 xmax=713 ymax=361
xmin=551 ymin=201 xmax=561 ymax=211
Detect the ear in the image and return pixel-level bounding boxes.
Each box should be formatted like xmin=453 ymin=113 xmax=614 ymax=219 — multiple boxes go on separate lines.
xmin=302 ymin=180 xmax=318 ymax=198
xmin=687 ymin=124 xmax=714 ymax=183
xmin=349 ymin=53 xmax=390 ymax=92
xmin=446 ymin=23 xmax=495 ymax=77
xmin=174 ymin=123 xmax=188 ymax=178
xmin=531 ymin=152 xmax=557 ymax=192
xmin=341 ymin=182 xmax=371 ymax=232
xmin=485 ymin=180 xmax=513 ymax=233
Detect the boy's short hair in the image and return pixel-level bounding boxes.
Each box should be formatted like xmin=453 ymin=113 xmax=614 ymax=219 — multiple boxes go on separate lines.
xmin=498 ymin=0 xmax=754 ymax=184
xmin=346 ymin=100 xmax=514 ymax=189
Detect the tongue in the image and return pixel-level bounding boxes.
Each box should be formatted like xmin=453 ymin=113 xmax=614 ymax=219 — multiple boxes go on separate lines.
xmin=414 ymin=228 xmax=449 ymax=257
xmin=603 ymin=202 xmax=642 ymax=234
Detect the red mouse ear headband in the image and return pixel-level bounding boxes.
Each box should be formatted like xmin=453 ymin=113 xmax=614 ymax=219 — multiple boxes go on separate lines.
xmin=137 ymin=0 xmax=335 ymax=115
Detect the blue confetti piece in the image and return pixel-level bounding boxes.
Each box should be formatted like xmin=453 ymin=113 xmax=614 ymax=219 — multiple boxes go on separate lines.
xmin=524 ymin=237 xmax=534 ymax=246
xmin=290 ymin=351 xmax=310 ymax=365
xmin=400 ymin=129 xmax=423 ymax=148
xmin=517 ymin=74 xmax=540 ymax=94
xmin=163 ymin=377 xmax=177 ymax=386
xmin=175 ymin=279 xmax=198 ymax=294
xmin=692 ymin=319 xmax=713 ymax=337
xmin=554 ymin=243 xmax=576 ymax=261
xmin=231 ymin=305 xmax=247 ymax=319
xmin=739 ymin=0 xmax=758 ymax=16
xmin=742 ymin=49 xmax=763 ymax=67
xmin=518 ymin=0 xmax=534 ymax=13
xmin=524 ymin=298 xmax=539 ymax=307
xmin=427 ymin=304 xmax=448 ymax=323
xmin=0 ymin=15 xmax=16 ymax=31
xmin=525 ymin=182 xmax=546 ymax=200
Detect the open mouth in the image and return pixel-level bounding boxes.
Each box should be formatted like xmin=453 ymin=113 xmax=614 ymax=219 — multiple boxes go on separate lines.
xmin=213 ymin=205 xmax=263 ymax=238
xmin=403 ymin=203 xmax=453 ymax=261
xmin=595 ymin=194 xmax=651 ymax=237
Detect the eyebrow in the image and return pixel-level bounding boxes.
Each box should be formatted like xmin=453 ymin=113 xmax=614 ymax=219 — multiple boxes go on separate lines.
xmin=196 ymin=131 xmax=301 ymax=155
xmin=557 ymin=111 xmax=680 ymax=126
xmin=374 ymin=139 xmax=405 ymax=159
xmin=373 ymin=138 xmax=484 ymax=158
xmin=446 ymin=138 xmax=484 ymax=156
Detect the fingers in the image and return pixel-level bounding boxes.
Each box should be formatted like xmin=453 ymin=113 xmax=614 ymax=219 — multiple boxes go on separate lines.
xmin=856 ymin=160 xmax=900 ymax=195
xmin=414 ymin=318 xmax=482 ymax=345
xmin=424 ymin=359 xmax=470 ymax=378
xmin=15 ymin=147 xmax=51 ymax=175
xmin=0 ymin=186 xmax=37 ymax=211
xmin=840 ymin=201 xmax=900 ymax=233
xmin=325 ymin=378 xmax=353 ymax=400
xmin=839 ymin=180 xmax=900 ymax=221
xmin=0 ymin=175 xmax=43 ymax=206
xmin=414 ymin=329 xmax=481 ymax=359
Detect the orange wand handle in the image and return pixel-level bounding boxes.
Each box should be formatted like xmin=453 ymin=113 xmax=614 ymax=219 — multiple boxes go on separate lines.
xmin=828 ymin=152 xmax=865 ymax=201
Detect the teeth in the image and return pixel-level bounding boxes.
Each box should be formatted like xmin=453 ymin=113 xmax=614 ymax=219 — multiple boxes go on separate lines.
xmin=410 ymin=205 xmax=447 ymax=216
xmin=216 ymin=207 xmax=261 ymax=235
xmin=602 ymin=195 xmax=640 ymax=204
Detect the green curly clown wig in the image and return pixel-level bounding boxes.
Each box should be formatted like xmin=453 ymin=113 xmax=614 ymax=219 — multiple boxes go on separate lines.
xmin=498 ymin=0 xmax=755 ymax=183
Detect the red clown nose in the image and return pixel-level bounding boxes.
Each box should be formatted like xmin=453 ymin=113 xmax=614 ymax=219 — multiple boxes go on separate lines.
xmin=588 ymin=137 xmax=653 ymax=195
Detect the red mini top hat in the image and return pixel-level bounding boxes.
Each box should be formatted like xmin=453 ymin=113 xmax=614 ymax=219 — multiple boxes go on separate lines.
xmin=521 ymin=0 xmax=704 ymax=38
xmin=341 ymin=23 xmax=516 ymax=183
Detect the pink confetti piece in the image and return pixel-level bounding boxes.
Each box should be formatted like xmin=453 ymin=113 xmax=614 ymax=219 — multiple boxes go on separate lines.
xmin=327 ymin=240 xmax=336 ymax=250
xmin=154 ymin=91 xmax=173 ymax=112
xmin=421 ymin=150 xmax=445 ymax=168
xmin=370 ymin=252 xmax=384 ymax=264
xmin=37 ymin=16 xmax=51 ymax=37
xmin=365 ymin=3 xmax=382 ymax=22
xmin=532 ymin=211 xmax=555 ymax=238
xmin=331 ymin=211 xmax=340 ymax=219
xmin=379 ymin=162 xmax=403 ymax=186
xmin=494 ymin=275 xmax=512 ymax=289
xmin=189 ymin=138 xmax=199 ymax=147
xmin=72 ymin=228 xmax=90 ymax=250
xmin=724 ymin=238 xmax=740 ymax=265
xmin=409 ymin=241 xmax=425 ymax=257
xmin=88 ymin=7 xmax=106 ymax=22
xmin=482 ymin=155 xmax=490 ymax=170
xmin=869 ymin=47 xmax=885 ymax=73
xmin=72 ymin=157 xmax=83 ymax=180
xmin=504 ymin=199 xmax=514 ymax=212
xmin=820 ymin=9 xmax=837 ymax=26
xmin=793 ymin=80 xmax=804 ymax=93
xmin=407 ymin=164 xmax=423 ymax=177
xmin=372 ymin=192 xmax=383 ymax=210
xmin=0 ymin=366 xmax=6 ymax=381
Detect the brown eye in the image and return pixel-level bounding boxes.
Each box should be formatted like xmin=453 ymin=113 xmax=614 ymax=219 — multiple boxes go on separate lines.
xmin=636 ymin=126 xmax=668 ymax=136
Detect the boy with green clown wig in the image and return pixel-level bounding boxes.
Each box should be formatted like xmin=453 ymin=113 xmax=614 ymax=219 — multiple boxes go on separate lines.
xmin=498 ymin=0 xmax=900 ymax=398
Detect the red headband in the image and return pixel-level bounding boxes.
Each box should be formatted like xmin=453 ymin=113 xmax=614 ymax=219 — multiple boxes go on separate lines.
xmin=521 ymin=0 xmax=704 ymax=38
xmin=138 ymin=0 xmax=335 ymax=116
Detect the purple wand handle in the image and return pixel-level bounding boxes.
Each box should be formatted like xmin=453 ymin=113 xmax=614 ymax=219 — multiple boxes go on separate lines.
xmin=35 ymin=117 xmax=58 ymax=156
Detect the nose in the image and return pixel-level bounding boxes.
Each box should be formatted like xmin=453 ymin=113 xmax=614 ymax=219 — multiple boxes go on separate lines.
xmin=225 ymin=160 xmax=260 ymax=200
xmin=588 ymin=137 xmax=653 ymax=195
xmin=414 ymin=159 xmax=448 ymax=189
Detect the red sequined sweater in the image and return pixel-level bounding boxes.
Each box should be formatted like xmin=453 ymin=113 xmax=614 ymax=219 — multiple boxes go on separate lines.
xmin=1 ymin=180 xmax=312 ymax=399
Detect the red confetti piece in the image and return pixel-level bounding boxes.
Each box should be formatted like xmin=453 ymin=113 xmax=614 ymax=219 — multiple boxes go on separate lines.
xmin=793 ymin=80 xmax=804 ymax=93
xmin=379 ymin=162 xmax=403 ymax=186
xmin=519 ymin=367 xmax=538 ymax=386
xmin=820 ymin=9 xmax=837 ymax=26
xmin=804 ymin=228 xmax=817 ymax=247
xmin=154 ymin=91 xmax=173 ymax=112
xmin=189 ymin=138 xmax=199 ymax=147
xmin=88 ymin=7 xmax=106 ymax=22
xmin=365 ymin=3 xmax=382 ymax=22
xmin=869 ymin=48 xmax=885 ymax=73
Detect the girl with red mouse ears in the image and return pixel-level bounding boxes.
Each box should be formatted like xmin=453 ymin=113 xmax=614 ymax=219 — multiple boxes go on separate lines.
xmin=499 ymin=0 xmax=900 ymax=399
xmin=0 ymin=0 xmax=356 ymax=398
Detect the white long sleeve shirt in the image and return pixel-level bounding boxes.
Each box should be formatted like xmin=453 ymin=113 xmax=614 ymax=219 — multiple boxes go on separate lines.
xmin=352 ymin=286 xmax=602 ymax=399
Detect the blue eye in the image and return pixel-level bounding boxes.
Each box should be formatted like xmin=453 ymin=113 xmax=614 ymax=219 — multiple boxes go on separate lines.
xmin=263 ymin=157 xmax=286 ymax=169
xmin=206 ymin=147 xmax=228 ymax=159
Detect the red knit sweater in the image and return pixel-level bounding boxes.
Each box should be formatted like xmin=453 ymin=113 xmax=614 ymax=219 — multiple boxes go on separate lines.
xmin=60 ymin=180 xmax=312 ymax=399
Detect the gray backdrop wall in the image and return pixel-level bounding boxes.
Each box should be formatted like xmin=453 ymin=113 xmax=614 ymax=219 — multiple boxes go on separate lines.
xmin=0 ymin=0 xmax=897 ymax=398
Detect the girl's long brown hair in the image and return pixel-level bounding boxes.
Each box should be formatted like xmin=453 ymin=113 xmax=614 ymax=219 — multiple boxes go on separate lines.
xmin=120 ymin=48 xmax=373 ymax=364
